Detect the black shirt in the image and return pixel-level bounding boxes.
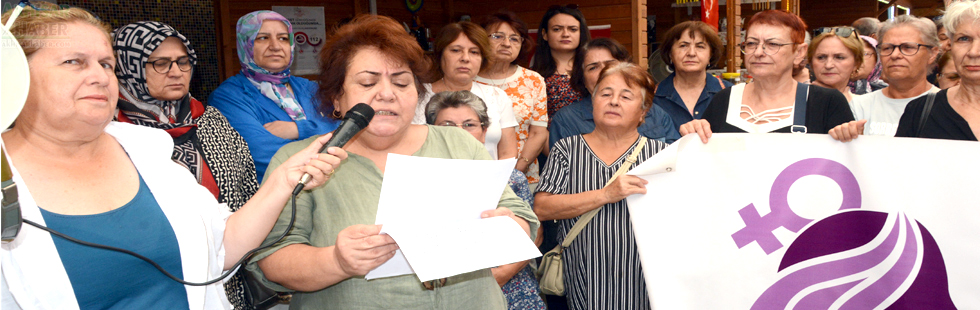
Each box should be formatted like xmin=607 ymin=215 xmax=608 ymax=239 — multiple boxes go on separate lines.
xmin=895 ymin=89 xmax=978 ymax=141
xmin=703 ymin=84 xmax=855 ymax=134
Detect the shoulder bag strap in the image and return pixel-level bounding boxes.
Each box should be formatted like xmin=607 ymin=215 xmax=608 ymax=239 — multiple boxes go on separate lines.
xmin=916 ymin=93 xmax=937 ymax=138
xmin=791 ymin=82 xmax=808 ymax=133
xmin=559 ymin=137 xmax=648 ymax=249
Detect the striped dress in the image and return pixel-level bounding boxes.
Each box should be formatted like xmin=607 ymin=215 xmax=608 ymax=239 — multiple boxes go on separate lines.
xmin=536 ymin=135 xmax=666 ymax=310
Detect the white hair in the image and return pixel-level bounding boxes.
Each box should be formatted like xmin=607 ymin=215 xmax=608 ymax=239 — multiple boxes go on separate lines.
xmin=879 ymin=15 xmax=940 ymax=48
xmin=944 ymin=1 xmax=980 ymax=37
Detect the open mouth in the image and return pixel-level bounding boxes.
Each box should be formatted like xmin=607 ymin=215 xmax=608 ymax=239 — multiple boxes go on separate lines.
xmin=376 ymin=110 xmax=397 ymax=116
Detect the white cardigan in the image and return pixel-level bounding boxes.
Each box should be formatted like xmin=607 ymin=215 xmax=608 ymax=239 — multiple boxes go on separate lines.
xmin=1 ymin=122 xmax=233 ymax=310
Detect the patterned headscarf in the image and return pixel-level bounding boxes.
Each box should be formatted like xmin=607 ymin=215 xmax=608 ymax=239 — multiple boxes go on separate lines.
xmin=236 ymin=10 xmax=306 ymax=120
xmin=113 ymin=21 xmax=198 ymax=122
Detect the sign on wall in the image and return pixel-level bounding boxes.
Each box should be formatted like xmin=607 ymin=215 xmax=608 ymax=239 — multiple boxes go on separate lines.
xmin=272 ymin=6 xmax=325 ymax=76
xmin=626 ymin=134 xmax=979 ymax=309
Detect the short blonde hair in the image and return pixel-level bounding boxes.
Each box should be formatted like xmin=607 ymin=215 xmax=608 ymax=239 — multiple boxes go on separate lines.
xmin=807 ymin=31 xmax=865 ymax=73
xmin=594 ymin=62 xmax=657 ymax=113
xmin=1 ymin=1 xmax=110 ymax=58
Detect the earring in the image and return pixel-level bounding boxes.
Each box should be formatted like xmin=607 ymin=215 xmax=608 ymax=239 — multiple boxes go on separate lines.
xmin=665 ymin=62 xmax=674 ymax=73
xmin=332 ymin=109 xmax=342 ymax=118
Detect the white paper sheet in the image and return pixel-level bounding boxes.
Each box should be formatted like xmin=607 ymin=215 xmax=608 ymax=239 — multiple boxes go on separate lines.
xmin=365 ymin=154 xmax=541 ymax=281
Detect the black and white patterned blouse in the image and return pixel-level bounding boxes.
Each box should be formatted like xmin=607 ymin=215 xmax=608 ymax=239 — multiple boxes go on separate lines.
xmin=537 ymin=135 xmax=666 ymax=310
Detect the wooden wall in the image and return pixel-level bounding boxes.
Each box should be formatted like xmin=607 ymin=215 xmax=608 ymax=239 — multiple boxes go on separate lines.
xmin=215 ymin=0 xmax=640 ymax=80
xmin=464 ymin=0 xmax=637 ymax=61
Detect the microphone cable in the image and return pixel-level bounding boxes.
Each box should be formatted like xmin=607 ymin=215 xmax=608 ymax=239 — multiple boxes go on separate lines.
xmin=21 ymin=191 xmax=302 ymax=286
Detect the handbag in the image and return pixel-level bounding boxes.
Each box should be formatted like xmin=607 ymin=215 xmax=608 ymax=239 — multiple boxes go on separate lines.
xmin=537 ymin=137 xmax=648 ymax=296
xmin=241 ymin=264 xmax=280 ymax=310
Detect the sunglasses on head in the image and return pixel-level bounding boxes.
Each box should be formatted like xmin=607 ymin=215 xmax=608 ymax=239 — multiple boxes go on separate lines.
xmin=815 ymin=27 xmax=856 ymax=39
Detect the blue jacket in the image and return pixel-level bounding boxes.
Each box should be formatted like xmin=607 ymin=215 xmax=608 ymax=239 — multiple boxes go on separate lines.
xmin=209 ymin=73 xmax=339 ymax=182
xmin=653 ymin=72 xmax=731 ymax=132
xmin=548 ymin=97 xmax=680 ymax=148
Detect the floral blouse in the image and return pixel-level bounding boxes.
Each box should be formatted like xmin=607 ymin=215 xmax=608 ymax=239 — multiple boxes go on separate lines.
xmin=476 ymin=66 xmax=548 ymax=183
xmin=544 ymin=73 xmax=583 ymax=119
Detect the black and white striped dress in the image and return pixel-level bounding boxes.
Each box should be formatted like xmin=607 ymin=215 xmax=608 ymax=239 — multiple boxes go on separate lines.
xmin=537 ymin=135 xmax=666 ymax=310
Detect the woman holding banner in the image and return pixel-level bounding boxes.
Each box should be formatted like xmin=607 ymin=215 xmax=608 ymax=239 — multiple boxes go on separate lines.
xmin=893 ymin=1 xmax=980 ymax=141
xmin=535 ymin=63 xmax=668 ymax=310
xmin=679 ymin=10 xmax=854 ymax=142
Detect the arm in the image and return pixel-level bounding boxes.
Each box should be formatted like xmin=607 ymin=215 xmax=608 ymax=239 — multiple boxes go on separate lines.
xmin=222 ymin=135 xmax=343 ymax=268
xmin=291 ymin=79 xmax=341 ymax=140
xmin=257 ymin=225 xmax=397 ymax=291
xmin=533 ymin=175 xmax=647 ymax=221
xmin=497 ymin=127 xmax=519 ymax=159
xmin=495 ymin=92 xmax=520 ymax=159
xmin=819 ymin=89 xmax=857 ymax=133
xmin=209 ymin=84 xmax=295 ymax=180
xmin=516 ymin=125 xmax=548 ymax=172
xmin=491 ymin=260 xmax=530 ymax=287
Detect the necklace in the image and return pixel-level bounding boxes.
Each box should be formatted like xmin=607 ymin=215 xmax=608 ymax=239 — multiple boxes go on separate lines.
xmin=439 ymin=79 xmax=470 ymax=92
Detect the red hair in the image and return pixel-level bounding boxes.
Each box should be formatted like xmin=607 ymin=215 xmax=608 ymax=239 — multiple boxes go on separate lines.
xmin=744 ymin=10 xmax=808 ymax=44
xmin=317 ymin=15 xmax=430 ymax=117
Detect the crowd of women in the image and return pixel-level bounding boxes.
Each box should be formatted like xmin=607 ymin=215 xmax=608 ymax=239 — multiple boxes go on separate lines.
xmin=2 ymin=1 xmax=978 ymax=310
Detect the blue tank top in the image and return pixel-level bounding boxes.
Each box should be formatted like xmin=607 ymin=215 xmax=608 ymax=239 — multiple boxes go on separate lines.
xmin=39 ymin=175 xmax=190 ymax=310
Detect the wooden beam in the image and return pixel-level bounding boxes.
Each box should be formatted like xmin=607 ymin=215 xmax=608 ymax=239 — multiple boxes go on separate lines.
xmin=633 ymin=0 xmax=648 ymax=69
xmin=727 ymin=0 xmax=742 ymax=73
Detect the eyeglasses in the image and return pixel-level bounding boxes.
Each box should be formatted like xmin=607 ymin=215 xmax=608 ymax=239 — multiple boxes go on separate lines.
xmin=815 ymin=27 xmax=856 ymax=38
xmin=939 ymin=72 xmax=961 ymax=81
xmin=489 ymin=33 xmax=524 ymax=45
xmin=438 ymin=120 xmax=485 ymax=130
xmin=879 ymin=43 xmax=933 ymax=56
xmin=148 ymin=56 xmax=193 ymax=74
xmin=739 ymin=41 xmax=795 ymax=56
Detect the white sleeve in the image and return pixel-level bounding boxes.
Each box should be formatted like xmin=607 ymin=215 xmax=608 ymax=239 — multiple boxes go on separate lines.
xmin=496 ymin=89 xmax=518 ymax=129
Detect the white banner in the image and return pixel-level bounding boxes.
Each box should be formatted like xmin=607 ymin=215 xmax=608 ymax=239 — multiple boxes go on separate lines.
xmin=627 ymin=133 xmax=980 ymax=309
xmin=272 ymin=6 xmax=325 ymax=75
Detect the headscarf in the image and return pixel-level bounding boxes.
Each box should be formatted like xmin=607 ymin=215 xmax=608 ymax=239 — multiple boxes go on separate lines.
xmin=113 ymin=21 xmax=198 ymax=122
xmin=849 ymin=35 xmax=888 ymax=95
xmin=113 ymin=21 xmax=219 ymax=197
xmin=236 ymin=10 xmax=306 ymax=120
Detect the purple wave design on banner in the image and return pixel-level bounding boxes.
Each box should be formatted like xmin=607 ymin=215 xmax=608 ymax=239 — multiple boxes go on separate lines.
xmin=751 ymin=212 xmax=905 ymax=309
xmin=753 ymin=210 xmax=957 ymax=309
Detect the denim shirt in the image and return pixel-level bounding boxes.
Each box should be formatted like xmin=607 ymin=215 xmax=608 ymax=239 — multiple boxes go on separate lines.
xmin=548 ymin=97 xmax=680 ymax=148
xmin=653 ymin=72 xmax=731 ymax=132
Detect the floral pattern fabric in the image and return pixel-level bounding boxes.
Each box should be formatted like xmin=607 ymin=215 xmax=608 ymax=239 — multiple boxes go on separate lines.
xmin=544 ymin=74 xmax=584 ymax=119
xmin=476 ymin=66 xmax=548 ymax=183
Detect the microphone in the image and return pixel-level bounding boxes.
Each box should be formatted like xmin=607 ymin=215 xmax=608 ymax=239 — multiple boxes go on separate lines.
xmin=293 ymin=103 xmax=374 ymax=195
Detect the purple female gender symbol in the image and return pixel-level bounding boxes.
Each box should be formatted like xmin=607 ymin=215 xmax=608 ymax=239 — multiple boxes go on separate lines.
xmin=731 ymin=158 xmax=861 ymax=254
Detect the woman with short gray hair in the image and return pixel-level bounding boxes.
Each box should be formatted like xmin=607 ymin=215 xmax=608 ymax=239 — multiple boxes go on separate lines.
xmin=425 ymin=90 xmax=491 ymax=130
xmin=831 ymin=14 xmax=941 ymax=141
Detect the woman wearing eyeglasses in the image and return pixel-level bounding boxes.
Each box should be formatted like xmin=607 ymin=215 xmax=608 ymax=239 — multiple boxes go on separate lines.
xmin=112 ymin=21 xmax=261 ymax=310
xmin=412 ymin=21 xmax=519 ymax=160
xmin=830 ymin=15 xmax=940 ymax=141
xmin=680 ymin=10 xmax=854 ymax=143
xmin=936 ymin=52 xmax=960 ymax=90
xmin=808 ymin=27 xmax=865 ymax=102
xmin=475 ymin=11 xmax=548 ymax=187
xmin=209 ymin=11 xmax=340 ymax=182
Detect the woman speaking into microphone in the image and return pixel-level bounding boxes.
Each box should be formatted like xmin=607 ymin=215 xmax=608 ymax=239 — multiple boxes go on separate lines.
xmin=246 ymin=15 xmax=539 ymax=309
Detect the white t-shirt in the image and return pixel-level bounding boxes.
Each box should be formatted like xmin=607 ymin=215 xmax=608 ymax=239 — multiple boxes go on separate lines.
xmin=413 ymin=82 xmax=518 ymax=159
xmin=850 ymin=86 xmax=939 ymax=136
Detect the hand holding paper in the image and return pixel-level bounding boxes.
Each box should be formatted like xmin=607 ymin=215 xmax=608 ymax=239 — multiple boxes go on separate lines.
xmin=364 ymin=154 xmax=541 ymax=281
